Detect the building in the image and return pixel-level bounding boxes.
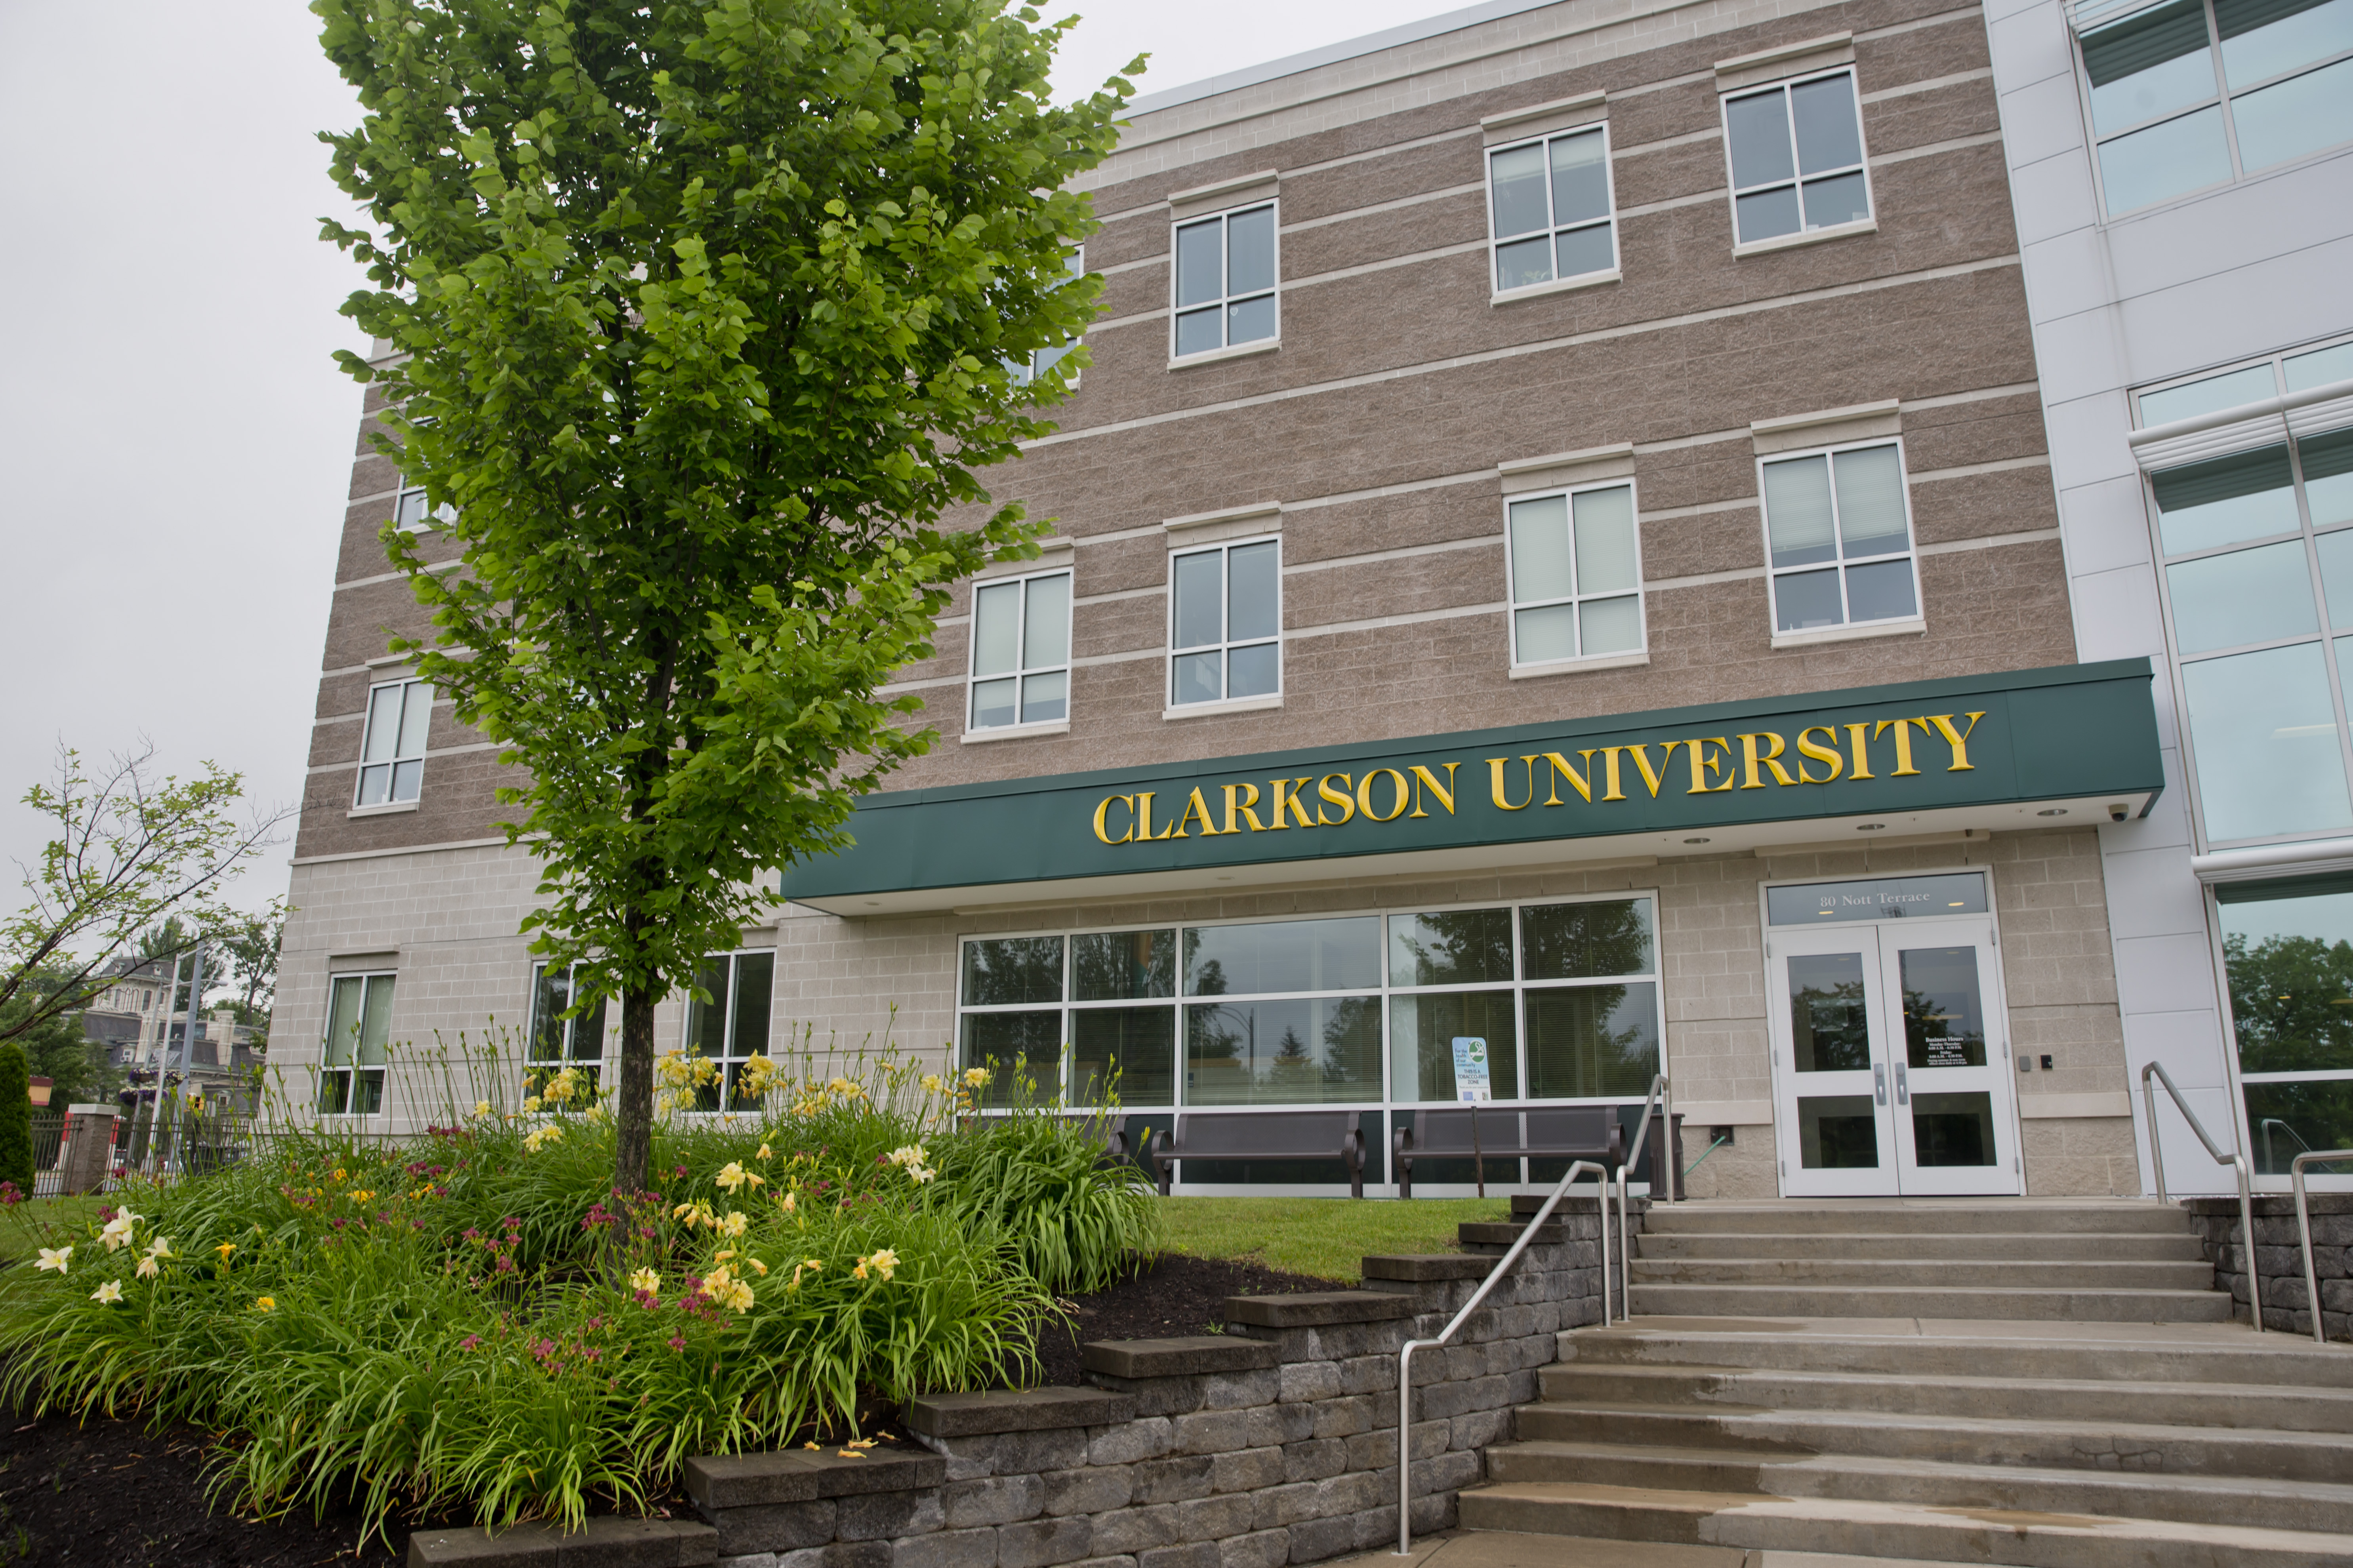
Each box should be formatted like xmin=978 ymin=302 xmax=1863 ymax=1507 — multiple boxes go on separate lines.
xmin=78 ymin=953 xmax=264 ymax=1114
xmin=1984 ymin=0 xmax=2353 ymax=1192
xmin=283 ymin=0 xmax=2170 ymax=1199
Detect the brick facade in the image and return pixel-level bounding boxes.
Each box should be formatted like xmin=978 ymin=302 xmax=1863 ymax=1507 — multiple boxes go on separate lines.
xmin=280 ymin=0 xmax=2143 ymax=1198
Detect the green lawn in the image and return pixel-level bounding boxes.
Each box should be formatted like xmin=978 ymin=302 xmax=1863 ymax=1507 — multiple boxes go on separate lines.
xmin=0 ymin=1196 xmax=101 ymax=1263
xmin=1153 ymin=1196 xmax=1510 ymax=1283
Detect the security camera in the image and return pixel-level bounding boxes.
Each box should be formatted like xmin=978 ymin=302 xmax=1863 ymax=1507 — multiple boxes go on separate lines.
xmin=2107 ymin=803 xmax=2128 ymax=823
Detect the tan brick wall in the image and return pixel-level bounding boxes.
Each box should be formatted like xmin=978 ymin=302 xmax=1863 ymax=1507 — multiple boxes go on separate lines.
xmin=291 ymin=0 xmax=2062 ymax=871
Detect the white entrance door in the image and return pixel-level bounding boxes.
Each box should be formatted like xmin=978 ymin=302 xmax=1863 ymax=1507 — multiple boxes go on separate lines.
xmin=1768 ymin=918 xmax=2019 ymax=1198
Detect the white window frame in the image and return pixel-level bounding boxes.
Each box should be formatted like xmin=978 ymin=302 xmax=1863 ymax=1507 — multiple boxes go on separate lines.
xmin=1165 ymin=533 xmax=1283 ymax=717
xmin=526 ymin=960 xmax=608 ymax=1099
xmin=1168 ymin=202 xmax=1281 ymax=366
xmin=2075 ymin=0 xmax=2353 ymax=221
xmin=680 ymin=947 xmax=776 ymax=1115
xmin=1757 ymin=438 xmax=1926 ymax=647
xmin=1010 ymin=245 xmax=1086 ymax=391
xmin=1502 ymin=476 xmax=1651 ymax=674
xmin=318 ymin=970 xmax=395 ymax=1119
xmin=353 ymin=678 xmax=433 ymax=811
xmin=1719 ymin=66 xmax=1877 ymax=255
xmin=1483 ymin=123 xmax=1623 ymax=301
xmin=965 ymin=567 xmax=1074 ymax=738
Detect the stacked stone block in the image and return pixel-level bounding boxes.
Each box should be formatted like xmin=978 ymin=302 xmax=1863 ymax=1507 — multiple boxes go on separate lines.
xmin=409 ymin=1201 xmax=1633 ymax=1568
xmin=2186 ymin=1193 xmax=2353 ymax=1340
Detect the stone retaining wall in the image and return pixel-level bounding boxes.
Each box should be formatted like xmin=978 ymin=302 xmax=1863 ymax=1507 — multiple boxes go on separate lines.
xmin=2185 ymin=1193 xmax=2353 ymax=1339
xmin=410 ymin=1199 xmax=1637 ymax=1568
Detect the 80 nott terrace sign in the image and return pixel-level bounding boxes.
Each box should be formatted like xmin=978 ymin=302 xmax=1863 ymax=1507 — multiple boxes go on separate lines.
xmin=784 ymin=661 xmax=2162 ymax=905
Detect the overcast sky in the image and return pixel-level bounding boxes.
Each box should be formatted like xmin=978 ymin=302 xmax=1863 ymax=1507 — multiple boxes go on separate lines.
xmin=0 ymin=0 xmax=1450 ymax=929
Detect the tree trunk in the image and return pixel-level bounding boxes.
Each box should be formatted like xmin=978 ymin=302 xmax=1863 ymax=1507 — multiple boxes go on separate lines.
xmin=615 ymin=985 xmax=657 ymax=1195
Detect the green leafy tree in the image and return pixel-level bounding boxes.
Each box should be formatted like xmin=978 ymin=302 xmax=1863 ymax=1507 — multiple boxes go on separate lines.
xmin=0 ymin=982 xmax=121 ymax=1111
xmin=2 ymin=744 xmax=289 ymax=1045
xmin=0 ymin=1044 xmax=30 ymax=1194
xmin=315 ymin=0 xmax=1136 ymax=1190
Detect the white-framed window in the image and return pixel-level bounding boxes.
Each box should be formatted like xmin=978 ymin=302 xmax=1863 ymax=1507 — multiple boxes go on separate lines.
xmin=1486 ymin=125 xmax=1619 ymax=293
xmin=683 ymin=949 xmax=774 ymax=1112
xmin=951 ymin=894 xmax=1662 ymax=1113
xmin=319 ymin=971 xmax=394 ymax=1117
xmin=355 ymin=678 xmax=433 ymax=807
xmin=1506 ymin=480 xmax=1647 ymax=665
xmin=969 ymin=569 xmax=1072 ymax=731
xmin=2139 ymin=343 xmax=2353 ymax=847
xmin=393 ymin=475 xmax=455 ymax=533
xmin=1010 ymin=246 xmax=1086 ymax=389
xmin=1169 ymin=536 xmax=1281 ymax=708
xmin=1721 ymin=68 xmax=1873 ymax=246
xmin=2079 ymin=0 xmax=2353 ymax=219
xmin=1171 ymin=203 xmax=1279 ymax=360
xmin=526 ymin=961 xmax=608 ymax=1099
xmin=1759 ymin=440 xmax=1921 ymax=634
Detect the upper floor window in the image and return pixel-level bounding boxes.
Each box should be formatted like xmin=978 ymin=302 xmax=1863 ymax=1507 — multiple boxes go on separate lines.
xmin=527 ymin=961 xmax=607 ymax=1101
xmin=1506 ymin=482 xmax=1646 ymax=666
xmin=1760 ymin=442 xmax=1920 ymax=633
xmin=1170 ymin=537 xmax=1281 ymax=708
xmin=2081 ymin=0 xmax=2353 ymax=216
xmin=2141 ymin=348 xmax=2353 ymax=845
xmin=1487 ymin=126 xmax=1619 ymax=293
xmin=356 ymin=679 xmax=432 ymax=808
xmin=2138 ymin=336 xmax=2353 ymax=426
xmin=969 ymin=569 xmax=1072 ymax=732
xmin=1172 ymin=204 xmax=1278 ymax=360
xmin=683 ymin=949 xmax=774 ymax=1112
xmin=1009 ymin=246 xmax=1085 ymax=389
xmin=319 ymin=971 xmax=393 ymax=1117
xmin=393 ymin=474 xmax=455 ymax=533
xmin=1722 ymin=69 xmax=1873 ymax=246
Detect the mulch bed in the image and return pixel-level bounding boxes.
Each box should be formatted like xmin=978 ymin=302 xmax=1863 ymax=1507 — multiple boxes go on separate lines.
xmin=0 ymin=1254 xmax=1333 ymax=1565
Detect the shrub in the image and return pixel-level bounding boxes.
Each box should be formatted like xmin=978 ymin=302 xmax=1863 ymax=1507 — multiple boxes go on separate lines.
xmin=0 ymin=1044 xmax=30 ymax=1195
xmin=0 ymin=1047 xmax=1156 ymax=1539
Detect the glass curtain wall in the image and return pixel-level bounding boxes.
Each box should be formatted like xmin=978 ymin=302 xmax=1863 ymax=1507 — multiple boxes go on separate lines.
xmin=2214 ymin=877 xmax=2353 ymax=1174
xmin=955 ymin=897 xmax=1662 ymax=1111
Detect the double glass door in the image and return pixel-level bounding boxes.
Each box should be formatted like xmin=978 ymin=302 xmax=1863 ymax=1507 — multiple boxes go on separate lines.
xmin=1767 ymin=915 xmax=2019 ymax=1197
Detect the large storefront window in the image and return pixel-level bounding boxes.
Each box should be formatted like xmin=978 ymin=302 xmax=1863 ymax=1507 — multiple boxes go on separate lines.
xmin=955 ymin=897 xmax=1661 ymax=1110
xmin=2216 ymin=878 xmax=2353 ymax=1173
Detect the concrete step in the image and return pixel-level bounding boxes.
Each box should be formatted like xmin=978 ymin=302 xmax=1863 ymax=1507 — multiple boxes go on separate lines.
xmin=1410 ymin=1527 xmax=1993 ymax=1568
xmin=1627 ymin=1257 xmax=2216 ymax=1290
xmin=1456 ymin=1480 xmax=2353 ymax=1566
xmin=1560 ymin=1324 xmax=2353 ymax=1388
xmin=1626 ymin=1282 xmax=2232 ymax=1322
xmin=1513 ymin=1400 xmax=2353 ymax=1484
xmin=1535 ymin=1362 xmax=2353 ymax=1432
xmin=1635 ymin=1231 xmax=2206 ymax=1261
xmin=1484 ymin=1438 xmax=2353 ymax=1534
xmin=1640 ymin=1203 xmax=2191 ymax=1236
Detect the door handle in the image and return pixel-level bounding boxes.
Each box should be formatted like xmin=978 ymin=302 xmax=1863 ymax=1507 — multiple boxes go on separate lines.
xmin=1873 ymin=1065 xmax=1887 ymax=1106
xmin=1894 ymin=1063 xmax=1910 ymax=1105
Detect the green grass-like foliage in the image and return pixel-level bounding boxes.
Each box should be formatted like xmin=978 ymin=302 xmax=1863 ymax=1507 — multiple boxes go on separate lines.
xmin=0 ymin=1048 xmax=1157 ymax=1539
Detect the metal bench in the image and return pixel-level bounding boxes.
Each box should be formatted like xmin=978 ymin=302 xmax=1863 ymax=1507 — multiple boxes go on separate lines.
xmin=1392 ymin=1105 xmax=1627 ymax=1198
xmin=1149 ymin=1110 xmax=1366 ymax=1197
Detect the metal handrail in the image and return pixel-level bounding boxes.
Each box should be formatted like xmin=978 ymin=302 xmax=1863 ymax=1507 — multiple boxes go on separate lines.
xmin=1394 ymin=1157 xmax=1609 ymax=1556
xmin=2292 ymin=1148 xmax=2353 ymax=1345
xmin=1613 ymin=1075 xmax=1673 ymax=1320
xmin=2264 ymin=1116 xmax=2314 ymax=1173
xmin=2141 ymin=1061 xmax=2262 ymax=1334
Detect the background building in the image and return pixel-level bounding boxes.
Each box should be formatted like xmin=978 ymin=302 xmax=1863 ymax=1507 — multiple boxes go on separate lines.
xmin=282 ymin=0 xmax=2166 ymax=1199
xmin=1985 ymin=0 xmax=2353 ymax=1192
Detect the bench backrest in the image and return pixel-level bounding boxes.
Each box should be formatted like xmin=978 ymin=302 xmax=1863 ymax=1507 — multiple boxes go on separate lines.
xmin=1524 ymin=1105 xmax=1617 ymax=1152
xmin=1171 ymin=1110 xmax=1354 ymax=1157
xmin=1409 ymin=1107 xmax=1518 ymax=1155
